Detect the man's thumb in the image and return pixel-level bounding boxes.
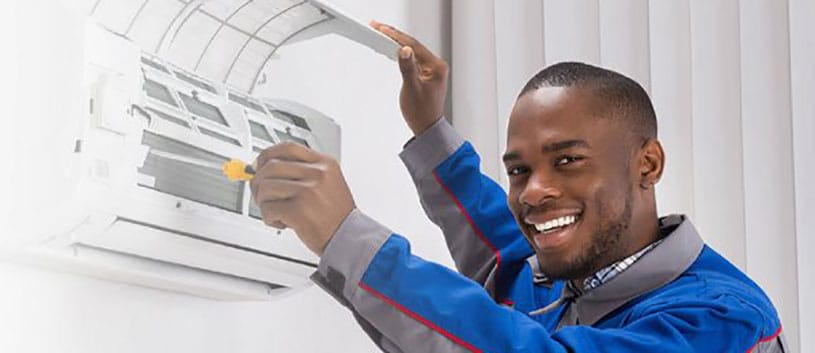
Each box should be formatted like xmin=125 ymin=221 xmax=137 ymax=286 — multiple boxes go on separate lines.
xmin=398 ymin=46 xmax=419 ymax=84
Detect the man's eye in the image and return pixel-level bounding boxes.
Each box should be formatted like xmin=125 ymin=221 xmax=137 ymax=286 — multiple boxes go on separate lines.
xmin=555 ymin=156 xmax=583 ymax=166
xmin=506 ymin=166 xmax=529 ymax=176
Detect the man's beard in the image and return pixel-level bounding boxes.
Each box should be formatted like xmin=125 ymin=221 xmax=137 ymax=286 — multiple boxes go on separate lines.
xmin=540 ymin=189 xmax=634 ymax=281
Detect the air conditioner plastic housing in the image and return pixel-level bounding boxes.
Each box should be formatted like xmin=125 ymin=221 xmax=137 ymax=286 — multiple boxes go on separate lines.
xmin=0 ymin=0 xmax=397 ymax=300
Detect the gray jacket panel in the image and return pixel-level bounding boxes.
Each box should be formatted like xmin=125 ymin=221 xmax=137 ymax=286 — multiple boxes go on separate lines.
xmin=399 ymin=117 xmax=499 ymax=293
xmin=312 ymin=209 xmax=472 ymax=353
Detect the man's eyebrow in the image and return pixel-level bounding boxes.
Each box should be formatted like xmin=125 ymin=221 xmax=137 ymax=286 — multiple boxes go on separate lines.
xmin=502 ymin=140 xmax=590 ymax=162
xmin=502 ymin=152 xmax=521 ymax=163
xmin=542 ymin=139 xmax=590 ymax=153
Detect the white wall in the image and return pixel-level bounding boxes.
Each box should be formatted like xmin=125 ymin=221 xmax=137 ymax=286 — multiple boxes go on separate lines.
xmin=0 ymin=1 xmax=450 ymax=352
xmin=453 ymin=1 xmax=811 ymax=352
xmin=789 ymin=0 xmax=815 ymax=348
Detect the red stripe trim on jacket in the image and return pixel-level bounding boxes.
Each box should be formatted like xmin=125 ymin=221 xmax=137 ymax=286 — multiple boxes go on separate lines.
xmin=358 ymin=281 xmax=482 ymax=353
xmin=432 ymin=170 xmax=502 ymax=288
xmin=745 ymin=325 xmax=782 ymax=353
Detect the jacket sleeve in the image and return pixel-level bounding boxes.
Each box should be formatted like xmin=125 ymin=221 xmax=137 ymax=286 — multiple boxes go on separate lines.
xmin=312 ymin=209 xmax=778 ymax=353
xmin=399 ymin=118 xmax=533 ymax=297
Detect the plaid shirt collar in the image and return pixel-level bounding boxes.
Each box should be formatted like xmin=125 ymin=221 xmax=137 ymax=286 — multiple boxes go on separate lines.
xmin=528 ymin=237 xmax=665 ymax=317
xmin=532 ymin=237 xmax=666 ymax=296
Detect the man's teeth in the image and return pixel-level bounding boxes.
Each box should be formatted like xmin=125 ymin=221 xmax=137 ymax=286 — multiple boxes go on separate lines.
xmin=533 ymin=215 xmax=578 ymax=233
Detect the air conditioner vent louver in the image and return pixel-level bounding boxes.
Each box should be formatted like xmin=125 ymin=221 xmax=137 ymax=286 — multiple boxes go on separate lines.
xmin=115 ymin=217 xmax=316 ymax=268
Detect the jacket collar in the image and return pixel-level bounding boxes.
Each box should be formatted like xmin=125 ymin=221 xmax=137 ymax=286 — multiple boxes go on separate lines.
xmin=529 ymin=215 xmax=705 ymax=326
xmin=576 ymin=214 xmax=704 ymax=325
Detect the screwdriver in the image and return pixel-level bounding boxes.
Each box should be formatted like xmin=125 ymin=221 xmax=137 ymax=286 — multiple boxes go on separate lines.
xmin=222 ymin=159 xmax=256 ymax=181
xmin=148 ymin=150 xmax=255 ymax=181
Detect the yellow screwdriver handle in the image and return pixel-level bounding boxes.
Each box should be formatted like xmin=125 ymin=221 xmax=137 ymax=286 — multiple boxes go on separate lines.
xmin=222 ymin=159 xmax=256 ymax=182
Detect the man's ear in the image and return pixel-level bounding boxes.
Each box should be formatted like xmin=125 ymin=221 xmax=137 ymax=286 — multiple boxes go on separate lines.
xmin=638 ymin=139 xmax=665 ymax=189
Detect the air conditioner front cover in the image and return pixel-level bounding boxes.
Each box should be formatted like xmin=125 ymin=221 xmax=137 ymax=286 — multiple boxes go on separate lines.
xmin=87 ymin=0 xmax=399 ymax=93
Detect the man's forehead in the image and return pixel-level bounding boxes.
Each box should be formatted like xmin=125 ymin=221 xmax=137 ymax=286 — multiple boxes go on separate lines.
xmin=509 ymin=88 xmax=604 ymax=134
xmin=510 ymin=87 xmax=600 ymax=125
xmin=521 ymin=86 xmax=572 ymax=106
xmin=506 ymin=87 xmax=628 ymax=156
xmin=512 ymin=86 xmax=576 ymax=118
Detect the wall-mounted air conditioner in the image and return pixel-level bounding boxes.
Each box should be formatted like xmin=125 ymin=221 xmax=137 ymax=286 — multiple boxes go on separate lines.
xmin=0 ymin=0 xmax=397 ymax=300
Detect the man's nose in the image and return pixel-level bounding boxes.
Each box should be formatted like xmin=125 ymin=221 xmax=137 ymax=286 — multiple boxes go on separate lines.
xmin=519 ymin=172 xmax=562 ymax=207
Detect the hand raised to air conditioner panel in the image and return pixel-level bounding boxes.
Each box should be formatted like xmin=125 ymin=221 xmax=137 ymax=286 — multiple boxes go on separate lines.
xmin=370 ymin=20 xmax=449 ymax=135
xmin=250 ymin=142 xmax=355 ymax=256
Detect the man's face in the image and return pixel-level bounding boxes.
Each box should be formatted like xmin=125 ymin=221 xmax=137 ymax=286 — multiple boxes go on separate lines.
xmin=504 ymin=87 xmax=639 ymax=280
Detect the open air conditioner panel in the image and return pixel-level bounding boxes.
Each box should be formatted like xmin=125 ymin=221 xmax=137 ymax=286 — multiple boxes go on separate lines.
xmin=2 ymin=0 xmax=392 ymax=301
xmin=4 ymin=0 xmax=388 ymax=300
xmin=89 ymin=0 xmax=399 ymax=93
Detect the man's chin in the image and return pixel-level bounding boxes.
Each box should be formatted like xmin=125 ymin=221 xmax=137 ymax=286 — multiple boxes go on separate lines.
xmin=536 ymin=255 xmax=593 ymax=281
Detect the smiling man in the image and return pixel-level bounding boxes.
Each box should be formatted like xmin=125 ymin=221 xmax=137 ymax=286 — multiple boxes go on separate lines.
xmin=504 ymin=66 xmax=664 ymax=293
xmin=250 ymin=23 xmax=786 ymax=352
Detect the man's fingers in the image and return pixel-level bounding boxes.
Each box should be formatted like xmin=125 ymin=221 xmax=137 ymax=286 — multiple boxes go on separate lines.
xmin=398 ymin=46 xmax=420 ymax=83
xmin=269 ymin=220 xmax=288 ymax=230
xmin=371 ymin=20 xmax=413 ymax=45
xmin=371 ymin=21 xmax=438 ymax=63
xmin=398 ymin=46 xmax=426 ymax=99
xmin=252 ymin=178 xmax=309 ymax=205
xmin=249 ymin=159 xmax=323 ymax=202
xmin=255 ymin=141 xmax=320 ymax=170
xmin=256 ymin=158 xmax=324 ymax=181
xmin=258 ymin=198 xmax=295 ymax=228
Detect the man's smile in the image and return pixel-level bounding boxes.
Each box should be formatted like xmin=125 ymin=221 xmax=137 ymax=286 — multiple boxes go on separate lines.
xmin=523 ymin=211 xmax=583 ymax=250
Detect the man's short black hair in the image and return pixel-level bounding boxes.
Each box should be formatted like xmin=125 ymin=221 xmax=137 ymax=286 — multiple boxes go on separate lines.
xmin=519 ymin=62 xmax=657 ymax=141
